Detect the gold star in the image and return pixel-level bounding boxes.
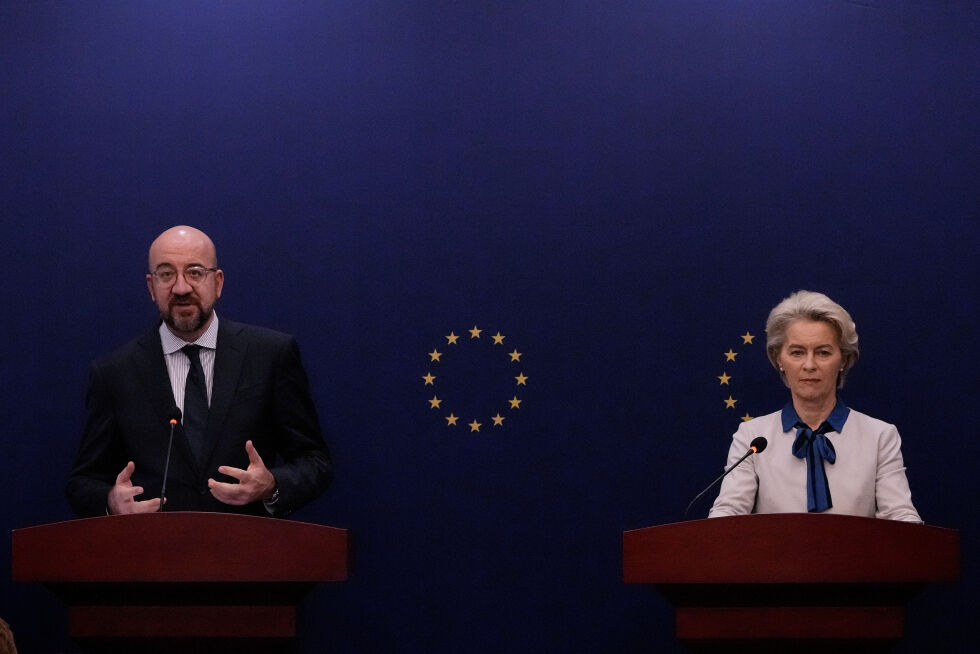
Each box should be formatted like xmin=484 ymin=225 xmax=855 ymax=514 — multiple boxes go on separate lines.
xmin=509 ymin=349 xmax=522 ymax=362
xmin=492 ymin=332 xmax=505 ymax=345
xmin=509 ymin=396 xmax=522 ymax=409
xmin=718 ymin=372 xmax=731 ymax=385
xmin=469 ymin=419 xmax=482 ymax=432
xmin=491 ymin=413 xmax=505 ymax=426
xmin=428 ymin=396 xmax=442 ymax=409
xmin=446 ymin=332 xmax=459 ymax=345
xmin=445 ymin=413 xmax=458 ymax=426
xmin=724 ymin=396 xmax=737 ymax=409
xmin=429 ymin=349 xmax=442 ymax=362
xmin=741 ymin=413 xmax=753 ymax=422
xmin=469 ymin=326 xmax=482 ymax=339
xmin=515 ymin=373 xmax=528 ymax=386
xmin=724 ymin=349 xmax=738 ymax=362
xmin=741 ymin=332 xmax=755 ymax=345
xmin=422 ymin=372 xmax=436 ymax=386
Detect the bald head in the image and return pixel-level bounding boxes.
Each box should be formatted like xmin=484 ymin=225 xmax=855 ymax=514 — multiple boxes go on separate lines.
xmin=148 ymin=225 xmax=217 ymax=270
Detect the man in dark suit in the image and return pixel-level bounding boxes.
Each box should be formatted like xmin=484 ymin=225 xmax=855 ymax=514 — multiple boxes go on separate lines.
xmin=66 ymin=226 xmax=332 ymax=517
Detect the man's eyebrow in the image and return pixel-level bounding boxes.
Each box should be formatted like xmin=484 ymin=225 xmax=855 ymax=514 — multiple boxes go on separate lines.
xmin=153 ymin=263 xmax=206 ymax=269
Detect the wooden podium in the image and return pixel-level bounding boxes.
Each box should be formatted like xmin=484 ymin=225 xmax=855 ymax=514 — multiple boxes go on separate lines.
xmin=12 ymin=512 xmax=348 ymax=652
xmin=623 ymin=514 xmax=959 ymax=649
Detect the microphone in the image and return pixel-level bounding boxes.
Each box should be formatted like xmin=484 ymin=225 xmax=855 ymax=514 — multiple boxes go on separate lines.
xmin=684 ymin=437 xmax=767 ymax=520
xmin=159 ymin=407 xmax=181 ymax=512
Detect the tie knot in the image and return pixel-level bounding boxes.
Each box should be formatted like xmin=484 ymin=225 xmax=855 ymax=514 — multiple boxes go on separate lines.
xmin=794 ymin=420 xmax=833 ymax=438
xmin=182 ymin=344 xmax=204 ymax=366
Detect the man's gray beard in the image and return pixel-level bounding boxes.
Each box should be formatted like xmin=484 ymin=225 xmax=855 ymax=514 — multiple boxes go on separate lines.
xmin=165 ymin=304 xmax=212 ymax=335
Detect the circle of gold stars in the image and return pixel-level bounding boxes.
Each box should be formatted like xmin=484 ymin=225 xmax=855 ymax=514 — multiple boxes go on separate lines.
xmin=422 ymin=326 xmax=527 ymax=432
xmin=717 ymin=331 xmax=756 ymax=423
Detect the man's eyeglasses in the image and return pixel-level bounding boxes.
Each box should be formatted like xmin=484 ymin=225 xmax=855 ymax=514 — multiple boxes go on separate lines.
xmin=149 ymin=266 xmax=218 ymax=287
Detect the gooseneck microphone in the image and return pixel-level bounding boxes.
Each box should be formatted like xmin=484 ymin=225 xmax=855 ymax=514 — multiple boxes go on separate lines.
xmin=159 ymin=407 xmax=182 ymax=512
xmin=683 ymin=436 xmax=767 ymax=520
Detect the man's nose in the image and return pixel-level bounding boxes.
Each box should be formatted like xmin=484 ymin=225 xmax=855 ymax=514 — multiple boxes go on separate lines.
xmin=172 ymin=272 xmax=193 ymax=294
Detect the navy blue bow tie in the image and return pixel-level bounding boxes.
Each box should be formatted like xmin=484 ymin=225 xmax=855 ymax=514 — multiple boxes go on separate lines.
xmin=791 ymin=421 xmax=837 ymax=513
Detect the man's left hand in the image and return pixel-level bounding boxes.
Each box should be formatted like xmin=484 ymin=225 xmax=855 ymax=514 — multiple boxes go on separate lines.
xmin=208 ymin=440 xmax=277 ymax=506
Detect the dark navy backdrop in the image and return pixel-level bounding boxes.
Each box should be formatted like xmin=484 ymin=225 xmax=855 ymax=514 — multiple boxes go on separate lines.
xmin=2 ymin=1 xmax=977 ymax=651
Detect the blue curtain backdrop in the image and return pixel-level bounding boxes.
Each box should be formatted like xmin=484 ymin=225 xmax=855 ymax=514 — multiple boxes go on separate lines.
xmin=1 ymin=1 xmax=977 ymax=651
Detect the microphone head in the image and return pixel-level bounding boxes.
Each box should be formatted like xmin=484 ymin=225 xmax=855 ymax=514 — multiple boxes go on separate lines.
xmin=168 ymin=407 xmax=182 ymax=423
xmin=750 ymin=436 xmax=768 ymax=454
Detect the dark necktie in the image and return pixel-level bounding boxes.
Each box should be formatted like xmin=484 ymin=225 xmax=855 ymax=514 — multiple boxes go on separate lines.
xmin=791 ymin=421 xmax=837 ymax=513
xmin=182 ymin=344 xmax=209 ymax=464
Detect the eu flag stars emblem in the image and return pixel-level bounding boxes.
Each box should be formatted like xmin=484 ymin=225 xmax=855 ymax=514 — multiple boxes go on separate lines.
xmin=422 ymin=327 xmax=527 ymax=433
xmin=716 ymin=331 xmax=758 ymax=424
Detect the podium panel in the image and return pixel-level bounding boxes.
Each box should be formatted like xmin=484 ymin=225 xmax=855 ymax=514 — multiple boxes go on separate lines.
xmin=12 ymin=512 xmax=348 ymax=649
xmin=623 ymin=514 xmax=958 ymax=645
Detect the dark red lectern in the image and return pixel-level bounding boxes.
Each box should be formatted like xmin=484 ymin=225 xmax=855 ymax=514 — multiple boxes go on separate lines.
xmin=12 ymin=512 xmax=348 ymax=651
xmin=623 ymin=514 xmax=959 ymax=647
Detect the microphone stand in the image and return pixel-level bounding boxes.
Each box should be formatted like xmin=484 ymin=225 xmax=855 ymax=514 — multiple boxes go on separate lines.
xmin=683 ymin=442 xmax=762 ymax=520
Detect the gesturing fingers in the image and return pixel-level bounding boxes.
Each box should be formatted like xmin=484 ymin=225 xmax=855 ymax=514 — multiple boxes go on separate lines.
xmin=116 ymin=461 xmax=136 ymax=485
xmin=245 ymin=440 xmax=266 ymax=467
xmin=216 ymin=465 xmax=247 ymax=482
xmin=109 ymin=462 xmax=161 ymax=514
xmin=208 ymin=441 xmax=277 ymax=507
xmin=124 ymin=484 xmax=145 ymax=500
xmin=208 ymin=478 xmax=250 ymax=505
xmin=137 ymin=497 xmax=163 ymax=513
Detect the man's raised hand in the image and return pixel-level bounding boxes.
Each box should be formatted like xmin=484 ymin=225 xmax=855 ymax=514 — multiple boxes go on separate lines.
xmin=208 ymin=440 xmax=276 ymax=506
xmin=107 ymin=461 xmax=162 ymax=514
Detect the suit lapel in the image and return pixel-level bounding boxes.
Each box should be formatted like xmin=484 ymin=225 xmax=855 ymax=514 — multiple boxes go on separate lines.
xmin=131 ymin=327 xmax=200 ymax=473
xmin=201 ymin=320 xmax=247 ymax=470
xmin=132 ymin=328 xmax=176 ymax=422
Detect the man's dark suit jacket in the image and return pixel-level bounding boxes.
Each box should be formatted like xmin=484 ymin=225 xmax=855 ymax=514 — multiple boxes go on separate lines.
xmin=66 ymin=319 xmax=332 ymax=517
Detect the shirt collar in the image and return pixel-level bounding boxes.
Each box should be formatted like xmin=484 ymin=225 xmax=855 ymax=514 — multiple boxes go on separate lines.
xmin=159 ymin=312 xmax=220 ymax=355
xmin=781 ymin=397 xmax=851 ymax=433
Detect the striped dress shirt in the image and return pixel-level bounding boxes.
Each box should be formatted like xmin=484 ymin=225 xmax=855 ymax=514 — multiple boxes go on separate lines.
xmin=159 ymin=313 xmax=219 ymax=414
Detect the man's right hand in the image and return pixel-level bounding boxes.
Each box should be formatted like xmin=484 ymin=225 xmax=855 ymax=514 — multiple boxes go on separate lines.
xmin=107 ymin=461 xmax=162 ymax=514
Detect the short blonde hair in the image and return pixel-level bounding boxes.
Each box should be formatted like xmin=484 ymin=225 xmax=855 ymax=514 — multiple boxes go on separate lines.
xmin=765 ymin=290 xmax=859 ymax=388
